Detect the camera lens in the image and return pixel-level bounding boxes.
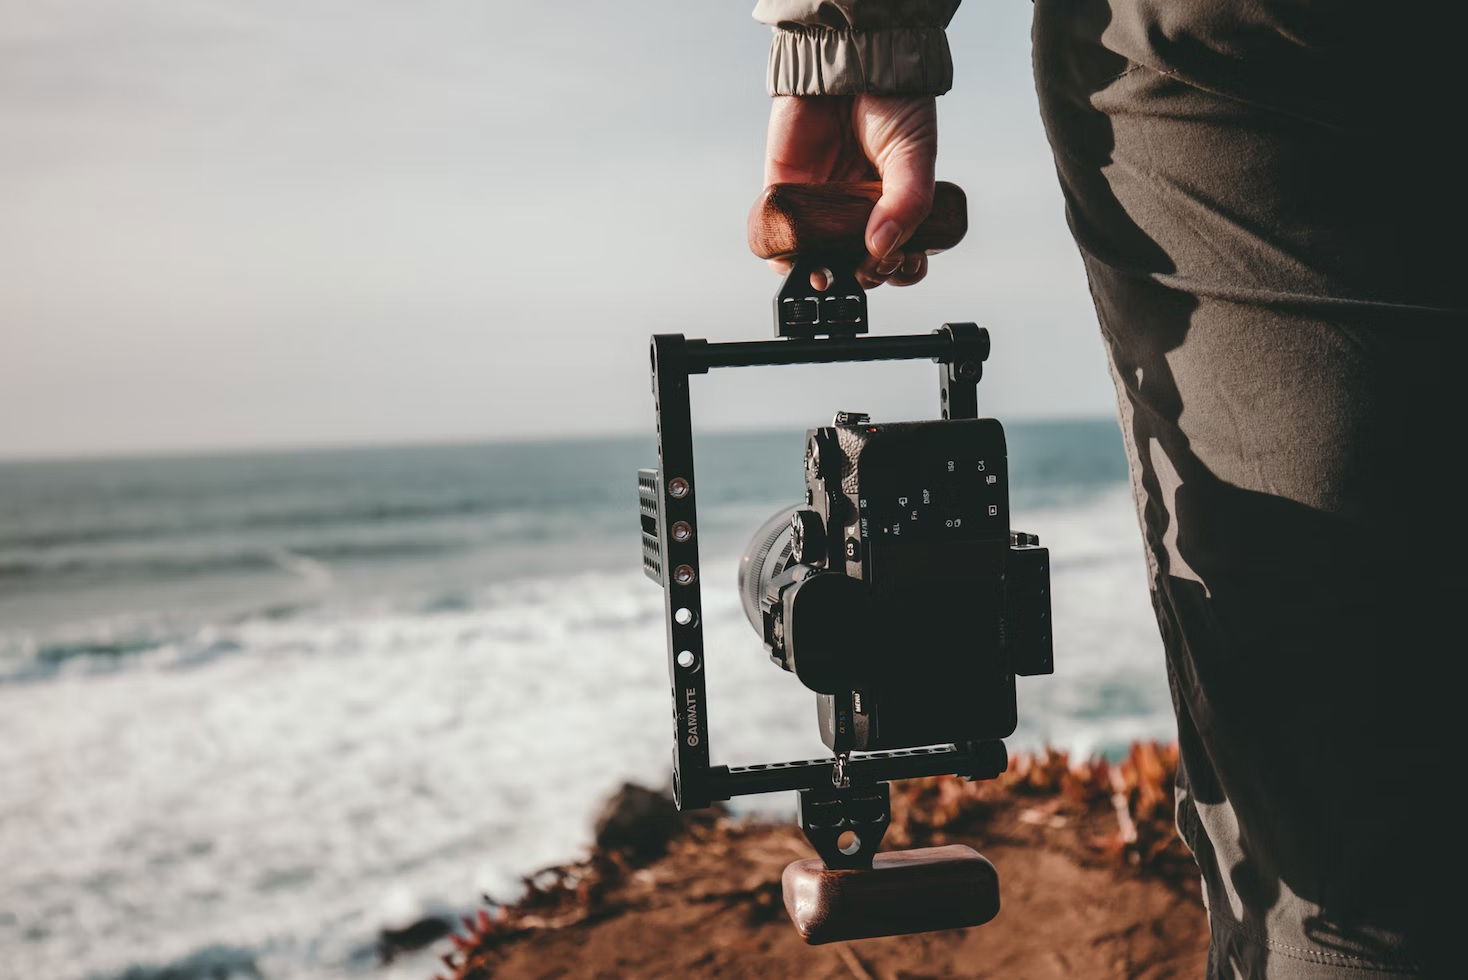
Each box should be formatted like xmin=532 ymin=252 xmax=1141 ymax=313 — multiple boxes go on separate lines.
xmin=737 ymin=506 xmax=799 ymax=634
xmin=738 ymin=506 xmax=875 ymax=695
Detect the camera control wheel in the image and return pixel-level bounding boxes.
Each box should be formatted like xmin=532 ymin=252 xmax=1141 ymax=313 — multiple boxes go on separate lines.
xmin=790 ymin=508 xmax=826 ymax=565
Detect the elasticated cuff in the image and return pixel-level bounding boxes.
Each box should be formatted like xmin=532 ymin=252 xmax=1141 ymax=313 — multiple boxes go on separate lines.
xmin=767 ymin=26 xmax=953 ymax=96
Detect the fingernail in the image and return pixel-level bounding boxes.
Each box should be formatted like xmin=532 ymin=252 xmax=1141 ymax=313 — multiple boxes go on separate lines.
xmin=870 ymin=220 xmax=901 ymax=260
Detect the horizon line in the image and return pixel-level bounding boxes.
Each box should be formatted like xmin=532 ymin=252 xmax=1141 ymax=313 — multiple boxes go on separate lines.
xmin=0 ymin=412 xmax=1117 ymax=467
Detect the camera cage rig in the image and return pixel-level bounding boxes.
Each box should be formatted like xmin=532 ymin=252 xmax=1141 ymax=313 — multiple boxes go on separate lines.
xmin=640 ymin=254 xmax=1012 ymax=871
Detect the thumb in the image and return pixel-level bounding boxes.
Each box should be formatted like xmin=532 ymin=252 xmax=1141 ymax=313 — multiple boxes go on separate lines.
xmin=865 ymin=149 xmax=935 ymax=262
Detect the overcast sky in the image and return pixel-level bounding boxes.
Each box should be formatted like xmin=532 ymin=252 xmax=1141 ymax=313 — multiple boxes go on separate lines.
xmin=0 ymin=0 xmax=1115 ymax=460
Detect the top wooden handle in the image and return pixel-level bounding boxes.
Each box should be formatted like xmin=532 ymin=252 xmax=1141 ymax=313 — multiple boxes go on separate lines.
xmin=748 ymin=181 xmax=967 ymax=261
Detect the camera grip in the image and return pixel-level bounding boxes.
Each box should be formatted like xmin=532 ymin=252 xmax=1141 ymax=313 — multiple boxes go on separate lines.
xmin=748 ymin=181 xmax=967 ymax=261
xmin=783 ymin=844 xmax=1000 ymax=944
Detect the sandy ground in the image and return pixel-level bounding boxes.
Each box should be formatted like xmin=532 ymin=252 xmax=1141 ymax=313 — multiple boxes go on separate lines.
xmin=445 ymin=746 xmax=1209 ymax=979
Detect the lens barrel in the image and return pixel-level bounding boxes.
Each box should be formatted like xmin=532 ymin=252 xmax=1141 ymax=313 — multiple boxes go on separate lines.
xmin=737 ymin=506 xmax=799 ymax=635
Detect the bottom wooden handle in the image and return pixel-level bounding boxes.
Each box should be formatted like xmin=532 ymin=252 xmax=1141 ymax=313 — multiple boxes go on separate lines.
xmin=782 ymin=844 xmax=1000 ymax=944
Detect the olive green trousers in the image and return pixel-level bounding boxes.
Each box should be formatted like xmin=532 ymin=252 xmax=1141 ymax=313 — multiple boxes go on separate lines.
xmin=1033 ymin=1 xmax=1468 ymax=975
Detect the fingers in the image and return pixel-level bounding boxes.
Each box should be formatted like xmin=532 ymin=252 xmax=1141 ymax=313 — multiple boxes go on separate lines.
xmin=769 ymin=255 xmax=920 ymax=290
xmin=773 ymin=253 xmax=926 ymax=289
xmin=855 ymin=250 xmax=927 ymax=289
xmin=761 ymin=93 xmax=939 ymax=289
xmin=855 ymin=252 xmax=895 ymax=289
xmin=866 ymin=169 xmax=934 ymax=266
xmin=887 ymin=252 xmax=928 ymax=287
xmin=847 ymin=95 xmax=937 ymax=273
xmin=863 ymin=151 xmax=935 ymax=266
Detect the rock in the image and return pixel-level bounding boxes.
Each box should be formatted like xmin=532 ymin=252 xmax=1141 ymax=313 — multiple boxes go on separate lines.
xmin=593 ymin=783 xmax=682 ymax=863
xmin=377 ymin=915 xmax=452 ymax=962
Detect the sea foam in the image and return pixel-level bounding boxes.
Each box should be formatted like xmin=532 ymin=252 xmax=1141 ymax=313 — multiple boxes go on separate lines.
xmin=0 ymin=481 xmax=1169 ymax=979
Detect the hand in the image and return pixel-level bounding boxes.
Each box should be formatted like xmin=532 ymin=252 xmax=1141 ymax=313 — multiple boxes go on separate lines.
xmin=764 ymin=94 xmax=938 ymax=288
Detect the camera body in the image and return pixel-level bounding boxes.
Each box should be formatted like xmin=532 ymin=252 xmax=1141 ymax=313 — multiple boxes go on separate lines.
xmin=740 ymin=414 xmax=1052 ymax=753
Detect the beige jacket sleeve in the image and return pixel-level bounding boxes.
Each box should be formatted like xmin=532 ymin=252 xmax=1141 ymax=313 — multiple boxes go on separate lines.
xmin=752 ymin=1 xmax=961 ymax=97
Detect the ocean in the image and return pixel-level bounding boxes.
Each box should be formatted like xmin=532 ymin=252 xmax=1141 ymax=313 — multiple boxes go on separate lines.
xmin=0 ymin=421 xmax=1174 ymax=979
